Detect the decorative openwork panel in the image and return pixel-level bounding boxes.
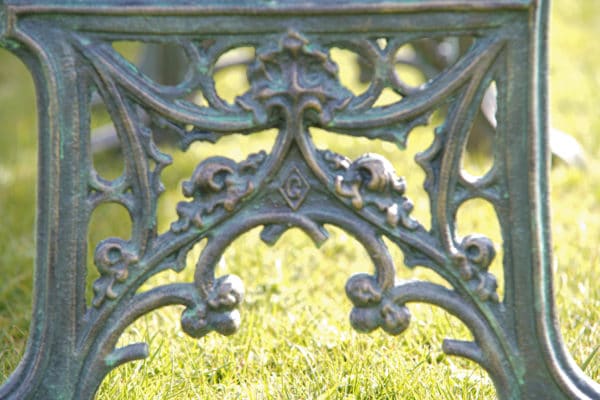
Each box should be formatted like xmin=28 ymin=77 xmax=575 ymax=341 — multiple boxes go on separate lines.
xmin=0 ymin=0 xmax=598 ymax=398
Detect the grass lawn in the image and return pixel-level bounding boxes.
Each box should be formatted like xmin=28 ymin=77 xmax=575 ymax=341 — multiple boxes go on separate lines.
xmin=1 ymin=1 xmax=600 ymax=398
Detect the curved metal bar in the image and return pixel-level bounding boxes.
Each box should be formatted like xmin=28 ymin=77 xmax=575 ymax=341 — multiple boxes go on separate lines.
xmin=328 ymin=37 xmax=504 ymax=131
xmin=75 ymin=39 xmax=263 ymax=132
xmin=387 ymin=281 xmax=519 ymax=398
xmin=193 ymin=209 xmax=396 ymax=295
xmin=76 ymin=283 xmax=198 ymax=398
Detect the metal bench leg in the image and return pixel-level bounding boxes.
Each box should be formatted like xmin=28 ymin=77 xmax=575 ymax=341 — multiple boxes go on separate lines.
xmin=0 ymin=1 xmax=598 ymax=398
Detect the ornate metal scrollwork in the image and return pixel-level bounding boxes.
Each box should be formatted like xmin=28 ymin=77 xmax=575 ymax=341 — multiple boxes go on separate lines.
xmin=329 ymin=152 xmax=418 ymax=229
xmin=1 ymin=1 xmax=599 ymax=399
xmin=75 ymin=26 xmax=509 ymax=394
xmin=171 ymin=151 xmax=267 ymax=233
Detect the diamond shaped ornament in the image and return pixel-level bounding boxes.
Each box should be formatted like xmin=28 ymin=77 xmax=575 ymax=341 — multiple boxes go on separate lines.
xmin=279 ymin=166 xmax=310 ymax=210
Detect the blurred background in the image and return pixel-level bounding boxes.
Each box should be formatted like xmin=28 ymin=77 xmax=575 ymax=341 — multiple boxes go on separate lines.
xmin=0 ymin=1 xmax=599 ymax=398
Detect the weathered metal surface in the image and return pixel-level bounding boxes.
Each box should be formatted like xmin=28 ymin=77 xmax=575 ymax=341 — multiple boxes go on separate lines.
xmin=0 ymin=0 xmax=598 ymax=398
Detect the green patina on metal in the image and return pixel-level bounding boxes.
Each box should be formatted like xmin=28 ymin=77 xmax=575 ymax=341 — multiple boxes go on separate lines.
xmin=0 ymin=0 xmax=598 ymax=399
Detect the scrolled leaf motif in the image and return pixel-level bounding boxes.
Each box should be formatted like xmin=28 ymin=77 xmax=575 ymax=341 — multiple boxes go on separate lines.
xmin=325 ymin=151 xmax=419 ymax=230
xmin=454 ymin=234 xmax=499 ymax=302
xmin=237 ymin=30 xmax=352 ymax=123
xmin=171 ymin=151 xmax=267 ymax=233
xmin=92 ymin=238 xmax=139 ymax=307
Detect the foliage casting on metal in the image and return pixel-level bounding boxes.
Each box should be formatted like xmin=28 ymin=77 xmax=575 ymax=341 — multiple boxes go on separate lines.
xmin=0 ymin=0 xmax=598 ymax=398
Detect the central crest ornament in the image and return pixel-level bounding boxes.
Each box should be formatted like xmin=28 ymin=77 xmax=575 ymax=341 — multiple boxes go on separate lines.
xmin=237 ymin=30 xmax=352 ymax=124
